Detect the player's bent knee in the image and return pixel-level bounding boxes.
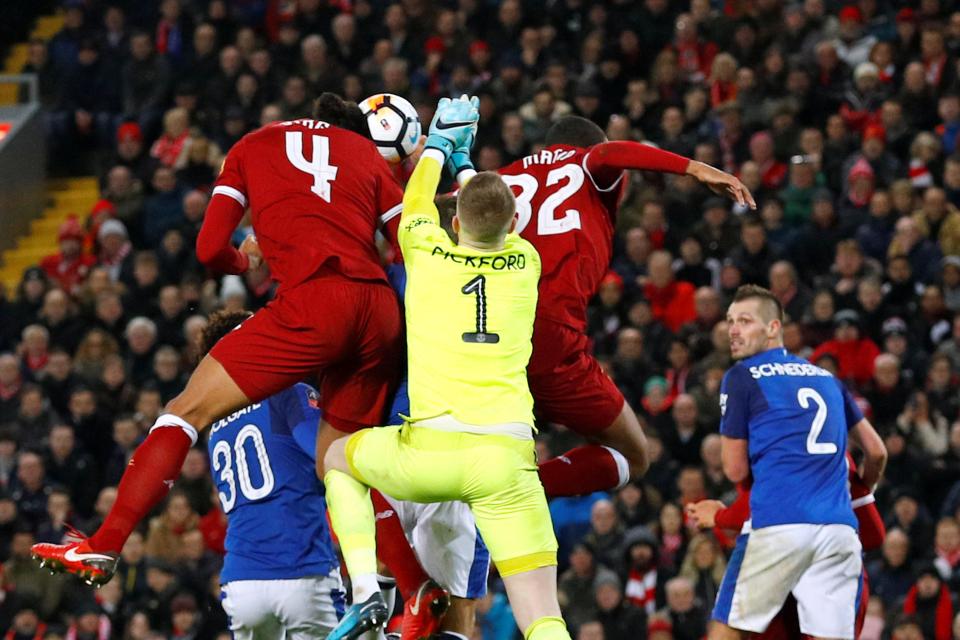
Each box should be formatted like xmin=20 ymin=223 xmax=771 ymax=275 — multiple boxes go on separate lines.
xmin=321 ymin=437 xmax=350 ymax=478
xmin=523 ymin=617 xmax=569 ymax=640
xmin=601 ymin=405 xmax=649 ymax=477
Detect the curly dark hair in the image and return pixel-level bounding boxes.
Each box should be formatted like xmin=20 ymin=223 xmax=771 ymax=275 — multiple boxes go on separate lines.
xmin=312 ymin=92 xmax=368 ymax=138
xmin=200 ymin=310 xmax=254 ymax=357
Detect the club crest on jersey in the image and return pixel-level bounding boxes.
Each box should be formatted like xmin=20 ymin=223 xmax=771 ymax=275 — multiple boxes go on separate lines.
xmin=307 ymin=389 xmax=321 ymax=409
xmin=522 ymin=148 xmax=576 ymax=169
xmin=405 ymin=217 xmax=431 ymax=232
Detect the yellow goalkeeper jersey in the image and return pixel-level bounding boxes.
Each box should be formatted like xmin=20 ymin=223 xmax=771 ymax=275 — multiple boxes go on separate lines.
xmin=398 ymin=153 xmax=541 ymax=432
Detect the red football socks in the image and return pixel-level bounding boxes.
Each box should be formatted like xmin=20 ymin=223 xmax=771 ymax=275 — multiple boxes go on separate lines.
xmin=538 ymin=445 xmax=626 ymax=498
xmin=88 ymin=426 xmax=193 ymax=554
xmin=371 ymin=489 xmax=429 ymax=600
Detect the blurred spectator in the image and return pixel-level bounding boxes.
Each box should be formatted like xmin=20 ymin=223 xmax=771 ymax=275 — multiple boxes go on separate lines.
xmin=123 ymin=32 xmax=172 ymax=139
xmin=10 ymin=452 xmax=50 ymax=531
xmin=644 ymin=251 xmax=696 ymax=333
xmin=661 ymin=395 xmax=706 ymax=468
xmin=903 ymin=563 xmax=956 ymax=639
xmin=559 ymin=543 xmax=616 ymax=632
xmin=657 ymin=576 xmax=707 ymax=640
xmin=2 ymin=530 xmax=67 ymax=619
xmin=145 ymin=491 xmax=198 ymax=564
xmin=866 ymin=353 xmax=912 ymax=433
xmin=678 ymin=534 xmax=725 ymax=611
xmin=623 ymin=526 xmax=661 ymax=616
xmin=40 ymin=218 xmax=96 ymax=297
xmin=14 ymin=384 xmax=58 ymax=450
xmin=116 ymin=531 xmax=149 ymax=604
xmin=43 ymin=424 xmax=96 ymax=517
xmin=582 ymin=500 xmax=625 ymax=573
xmin=888 ymin=215 xmax=943 ymax=285
xmin=809 ymin=309 xmax=881 ymax=388
xmin=593 ymin=572 xmax=645 ymax=640
xmin=66 ymin=386 xmax=112 ymax=460
xmin=142 ymin=167 xmax=186 ymax=249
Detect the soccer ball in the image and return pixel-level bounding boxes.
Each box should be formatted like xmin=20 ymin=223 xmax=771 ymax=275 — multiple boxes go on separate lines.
xmin=361 ymin=93 xmax=421 ymax=164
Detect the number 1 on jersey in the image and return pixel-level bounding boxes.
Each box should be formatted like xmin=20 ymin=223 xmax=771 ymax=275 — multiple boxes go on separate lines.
xmin=462 ymin=275 xmax=499 ymax=344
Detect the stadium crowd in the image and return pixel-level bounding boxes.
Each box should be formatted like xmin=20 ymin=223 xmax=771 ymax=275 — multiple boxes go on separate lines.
xmin=1 ymin=0 xmax=960 ymax=638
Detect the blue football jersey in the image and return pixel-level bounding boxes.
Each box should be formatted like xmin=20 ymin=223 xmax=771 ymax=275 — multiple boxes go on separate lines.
xmin=719 ymin=348 xmax=862 ymax=530
xmin=208 ymin=383 xmax=338 ymax=583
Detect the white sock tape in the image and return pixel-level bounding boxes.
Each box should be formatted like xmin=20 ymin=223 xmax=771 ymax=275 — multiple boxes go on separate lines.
xmin=150 ymin=413 xmax=199 ymax=446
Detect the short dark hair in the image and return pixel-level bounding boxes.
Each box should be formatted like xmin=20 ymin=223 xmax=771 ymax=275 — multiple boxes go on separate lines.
xmin=200 ymin=310 xmax=254 ymax=357
xmin=312 ymin=92 xmax=368 ymax=138
xmin=545 ymin=116 xmax=606 ymax=148
xmin=732 ymin=284 xmax=784 ymax=323
xmin=457 ymin=172 xmax=516 ymax=243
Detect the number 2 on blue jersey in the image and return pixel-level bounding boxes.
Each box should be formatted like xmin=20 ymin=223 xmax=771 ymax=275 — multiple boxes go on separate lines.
xmin=797 ymin=388 xmax=838 ymax=455
xmin=213 ymin=424 xmax=276 ymax=513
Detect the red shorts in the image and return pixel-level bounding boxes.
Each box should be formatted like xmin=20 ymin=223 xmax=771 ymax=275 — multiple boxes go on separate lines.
xmin=527 ymin=318 xmax=625 ymax=435
xmin=210 ymin=275 xmax=402 ymax=432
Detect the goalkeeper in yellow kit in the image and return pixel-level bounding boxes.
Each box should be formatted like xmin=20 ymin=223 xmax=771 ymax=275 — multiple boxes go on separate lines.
xmin=323 ymin=94 xmax=570 ymax=640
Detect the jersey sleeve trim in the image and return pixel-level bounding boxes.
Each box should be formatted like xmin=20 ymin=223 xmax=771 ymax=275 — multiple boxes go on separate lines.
xmin=380 ymin=203 xmax=403 ymax=224
xmin=851 ymin=494 xmax=875 ymax=509
xmin=213 ymin=185 xmax=248 ymax=208
xmin=581 ymin=153 xmax=624 ymax=193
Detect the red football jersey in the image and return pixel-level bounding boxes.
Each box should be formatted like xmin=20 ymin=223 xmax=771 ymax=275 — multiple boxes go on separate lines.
xmin=498 ymin=145 xmax=625 ymax=332
xmin=213 ymin=119 xmax=403 ymax=289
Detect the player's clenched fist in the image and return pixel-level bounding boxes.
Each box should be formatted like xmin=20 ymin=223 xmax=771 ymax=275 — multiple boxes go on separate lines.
xmin=239 ymin=234 xmax=262 ymax=271
xmin=425 ymin=95 xmax=480 ymax=159
xmin=686 ymin=499 xmax=725 ymax=529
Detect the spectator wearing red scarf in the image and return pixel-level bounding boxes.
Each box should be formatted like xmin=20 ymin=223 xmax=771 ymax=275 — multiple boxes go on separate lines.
xmin=623 ymin=527 xmax=661 ymax=616
xmin=933 ymin=517 xmax=960 ymax=587
xmin=903 ymin=564 xmax=955 ymax=640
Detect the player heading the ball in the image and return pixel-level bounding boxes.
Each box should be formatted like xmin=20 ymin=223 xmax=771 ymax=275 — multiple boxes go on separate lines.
xmin=322 ymin=95 xmax=572 ymax=640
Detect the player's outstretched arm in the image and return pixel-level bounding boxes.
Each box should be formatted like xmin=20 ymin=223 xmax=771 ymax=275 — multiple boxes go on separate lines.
xmin=849 ymin=418 xmax=887 ymax=490
xmin=401 ymin=95 xmax=480 ymax=225
xmin=585 ymin=141 xmax=756 ymax=208
xmin=401 ymin=151 xmax=445 ymax=225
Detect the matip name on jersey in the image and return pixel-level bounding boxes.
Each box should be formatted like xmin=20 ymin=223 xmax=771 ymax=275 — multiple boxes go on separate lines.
xmin=747 ymin=362 xmax=833 ymax=379
xmin=210 ymin=403 xmax=263 ymax=433
xmin=521 ymin=148 xmax=577 ymax=168
xmin=430 ymin=246 xmax=527 ymax=270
